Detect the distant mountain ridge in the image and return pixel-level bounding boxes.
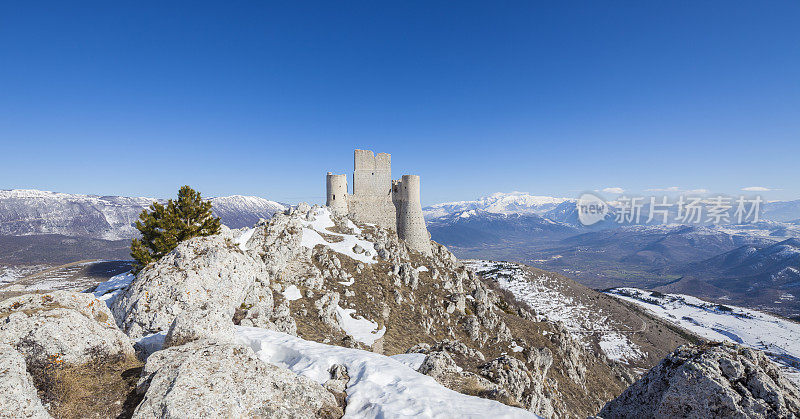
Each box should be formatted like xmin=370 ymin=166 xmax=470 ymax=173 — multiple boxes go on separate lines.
xmin=423 ymin=192 xmax=572 ymax=219
xmin=0 ymin=189 xmax=287 ymax=239
xmin=425 ymin=192 xmax=800 ymax=225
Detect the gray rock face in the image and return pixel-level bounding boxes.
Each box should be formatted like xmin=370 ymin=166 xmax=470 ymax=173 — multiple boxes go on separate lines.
xmin=0 ymin=291 xmax=134 ymax=365
xmin=163 ymin=307 xmax=235 ymax=349
xmin=0 ymin=344 xmax=51 ymax=419
xmin=133 ymin=340 xmax=340 ymax=418
xmin=600 ymin=342 xmax=800 ymax=419
xmin=111 ymin=235 xmax=265 ymax=338
xmin=418 ymin=351 xmax=461 ymax=381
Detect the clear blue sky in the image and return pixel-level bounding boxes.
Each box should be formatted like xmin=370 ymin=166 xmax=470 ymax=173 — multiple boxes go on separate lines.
xmin=1 ymin=1 xmax=798 ymax=205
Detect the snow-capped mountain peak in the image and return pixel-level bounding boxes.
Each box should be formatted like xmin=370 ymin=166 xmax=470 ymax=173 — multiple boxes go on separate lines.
xmin=424 ymin=192 xmax=573 ymax=219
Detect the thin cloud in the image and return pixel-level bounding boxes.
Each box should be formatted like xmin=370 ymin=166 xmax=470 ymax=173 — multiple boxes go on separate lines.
xmin=742 ymin=186 xmax=776 ymax=192
xmin=684 ymin=189 xmax=709 ymax=194
xmin=602 ymin=187 xmax=625 ymax=194
xmin=645 ymin=186 xmax=680 ymax=192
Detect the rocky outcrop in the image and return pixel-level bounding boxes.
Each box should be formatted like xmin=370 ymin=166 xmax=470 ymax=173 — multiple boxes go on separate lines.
xmin=0 ymin=291 xmax=134 ymax=365
xmin=111 ymin=235 xmax=265 ymax=338
xmin=0 ymin=344 xmax=51 ymax=419
xmin=163 ymin=307 xmax=235 ymax=349
xmin=134 ymin=340 xmax=341 ymax=418
xmin=600 ymin=342 xmax=800 ymax=419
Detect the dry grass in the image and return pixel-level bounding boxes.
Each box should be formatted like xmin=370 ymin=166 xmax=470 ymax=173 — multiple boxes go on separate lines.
xmin=28 ymin=349 xmax=144 ymax=419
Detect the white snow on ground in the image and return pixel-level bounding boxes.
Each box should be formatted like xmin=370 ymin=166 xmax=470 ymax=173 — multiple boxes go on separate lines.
xmin=282 ymin=284 xmax=302 ymax=301
xmin=92 ymin=271 xmax=134 ymax=307
xmin=336 ymin=306 xmax=386 ymax=346
xmin=299 ymin=207 xmax=377 ymax=264
xmin=607 ymin=288 xmax=800 ymax=385
xmin=466 ymin=260 xmax=644 ymax=364
xmin=389 ymin=353 xmax=428 ymax=371
xmin=598 ymin=332 xmax=643 ymax=363
xmin=0 ymin=266 xmax=38 ymax=285
xmin=236 ymin=327 xmax=538 ymax=418
xmin=235 ymin=227 xmax=256 ymax=251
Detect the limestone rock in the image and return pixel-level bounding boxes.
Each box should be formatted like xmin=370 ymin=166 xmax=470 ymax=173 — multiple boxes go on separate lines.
xmin=0 ymin=291 xmax=134 ymax=365
xmin=0 ymin=344 xmax=51 ymax=419
xmin=418 ymin=351 xmax=461 ymax=381
xmin=163 ymin=307 xmax=235 ymax=349
xmin=111 ymin=235 xmax=265 ymax=338
xmin=599 ymin=342 xmax=800 ymax=419
xmin=479 ymin=355 xmax=533 ymax=402
xmin=238 ymin=279 xmax=276 ymax=328
xmin=134 ymin=340 xmax=341 ymax=418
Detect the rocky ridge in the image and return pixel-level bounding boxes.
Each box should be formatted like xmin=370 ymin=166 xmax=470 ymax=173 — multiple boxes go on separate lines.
xmin=600 ymin=342 xmax=800 ymax=418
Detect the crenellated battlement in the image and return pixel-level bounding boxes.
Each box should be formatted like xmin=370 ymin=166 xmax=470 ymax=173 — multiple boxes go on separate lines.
xmin=326 ymin=150 xmax=431 ymax=255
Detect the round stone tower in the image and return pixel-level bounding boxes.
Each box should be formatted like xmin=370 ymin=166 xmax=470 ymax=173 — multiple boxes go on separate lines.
xmin=326 ymin=172 xmax=348 ymax=216
xmin=393 ymin=174 xmax=432 ymax=256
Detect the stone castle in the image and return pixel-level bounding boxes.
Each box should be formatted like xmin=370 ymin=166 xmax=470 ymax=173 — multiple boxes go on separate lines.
xmin=326 ymin=149 xmax=431 ymax=255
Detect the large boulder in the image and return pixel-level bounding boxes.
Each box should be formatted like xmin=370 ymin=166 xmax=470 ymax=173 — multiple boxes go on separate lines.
xmin=162 ymin=306 xmax=236 ymax=349
xmin=0 ymin=291 xmax=135 ymax=365
xmin=600 ymin=342 xmax=800 ymax=419
xmin=133 ymin=340 xmax=341 ymax=418
xmin=112 ymin=235 xmax=266 ymax=338
xmin=0 ymin=344 xmax=51 ymax=418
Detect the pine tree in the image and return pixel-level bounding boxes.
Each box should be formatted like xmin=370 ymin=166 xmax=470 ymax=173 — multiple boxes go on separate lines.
xmin=131 ymin=185 xmax=221 ymax=273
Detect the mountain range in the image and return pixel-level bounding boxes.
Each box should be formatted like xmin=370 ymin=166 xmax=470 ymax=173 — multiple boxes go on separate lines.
xmin=2 ymin=189 xmax=799 ymax=317
xmin=0 ymin=189 xmax=287 ymax=240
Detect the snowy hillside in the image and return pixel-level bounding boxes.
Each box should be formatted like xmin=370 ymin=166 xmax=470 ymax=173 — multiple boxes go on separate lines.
xmin=0 ymin=189 xmax=287 ymax=239
xmin=208 ymin=195 xmax=287 ymax=229
xmin=0 ymin=189 xmax=155 ymax=239
xmin=424 ymin=192 xmax=572 ymax=219
xmin=606 ymin=288 xmax=800 ymax=384
xmin=466 ymin=260 xmax=644 ymax=365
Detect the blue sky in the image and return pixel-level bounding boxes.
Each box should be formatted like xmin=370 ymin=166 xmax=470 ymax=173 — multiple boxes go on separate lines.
xmin=1 ymin=1 xmax=798 ymax=205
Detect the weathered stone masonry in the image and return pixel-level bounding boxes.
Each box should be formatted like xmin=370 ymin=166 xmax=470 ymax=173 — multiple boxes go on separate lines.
xmin=326 ymin=149 xmax=432 ymax=255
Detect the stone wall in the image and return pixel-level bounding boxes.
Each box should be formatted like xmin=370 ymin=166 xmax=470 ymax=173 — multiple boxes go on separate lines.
xmin=349 ymin=149 xmax=396 ymax=229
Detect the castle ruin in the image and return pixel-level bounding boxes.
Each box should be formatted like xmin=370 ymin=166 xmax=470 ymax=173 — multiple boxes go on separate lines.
xmin=326 ymin=149 xmax=431 ymax=256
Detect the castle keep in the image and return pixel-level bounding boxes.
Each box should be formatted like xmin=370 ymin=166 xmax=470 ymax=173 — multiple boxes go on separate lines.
xmin=326 ymin=149 xmax=431 ymax=255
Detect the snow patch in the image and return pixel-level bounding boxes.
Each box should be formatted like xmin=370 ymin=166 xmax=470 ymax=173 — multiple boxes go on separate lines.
xmin=282 ymin=285 xmax=302 ymax=301
xmin=299 ymin=208 xmax=377 ymax=264
xmin=92 ymin=271 xmax=135 ymax=307
xmin=336 ymin=306 xmax=385 ymax=346
xmin=390 ymin=353 xmax=427 ymax=371
xmin=235 ymin=227 xmax=256 ymax=251
xmin=236 ymin=327 xmax=538 ymax=418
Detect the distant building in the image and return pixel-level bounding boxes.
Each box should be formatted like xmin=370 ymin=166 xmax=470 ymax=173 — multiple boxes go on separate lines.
xmin=326 ymin=149 xmax=431 ymax=255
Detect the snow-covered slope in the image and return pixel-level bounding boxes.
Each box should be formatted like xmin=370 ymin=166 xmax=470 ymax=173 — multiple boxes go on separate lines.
xmin=424 ymin=192 xmax=572 ymax=219
xmin=236 ymin=327 xmax=538 ymax=419
xmin=0 ymin=189 xmax=155 ymax=239
xmin=208 ymin=195 xmax=287 ymax=229
xmin=0 ymin=189 xmax=287 ymax=239
xmin=606 ymin=288 xmax=800 ymax=384
xmin=467 ymin=260 xmax=644 ymax=365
